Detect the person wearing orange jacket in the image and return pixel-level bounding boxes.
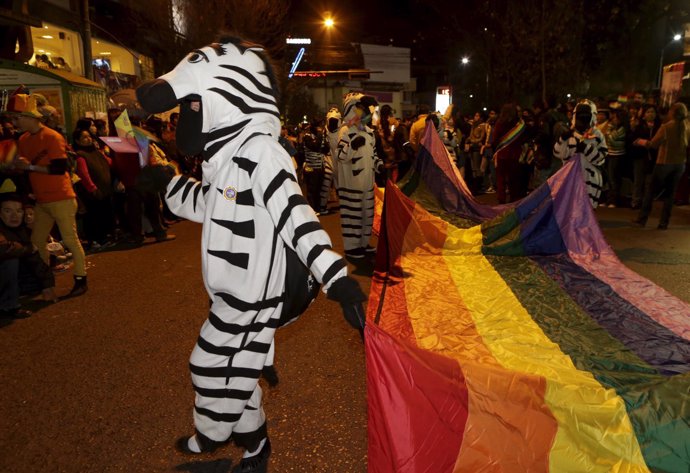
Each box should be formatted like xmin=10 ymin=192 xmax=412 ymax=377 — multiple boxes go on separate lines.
xmin=6 ymin=93 xmax=87 ymax=297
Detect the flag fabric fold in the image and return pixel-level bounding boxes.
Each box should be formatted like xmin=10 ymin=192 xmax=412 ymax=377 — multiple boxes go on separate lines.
xmin=365 ymin=123 xmax=690 ymax=473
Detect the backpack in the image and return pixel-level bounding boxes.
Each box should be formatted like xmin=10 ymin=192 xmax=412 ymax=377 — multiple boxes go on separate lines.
xmin=280 ymin=246 xmax=320 ymax=327
xmin=267 ymin=230 xmax=321 ymax=328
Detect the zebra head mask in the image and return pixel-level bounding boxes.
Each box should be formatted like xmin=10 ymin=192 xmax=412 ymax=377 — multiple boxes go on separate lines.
xmin=342 ymin=92 xmax=378 ymax=128
xmin=136 ymin=36 xmax=281 ymax=156
xmin=573 ymin=99 xmax=598 ymax=134
xmin=326 ymin=107 xmax=341 ymax=133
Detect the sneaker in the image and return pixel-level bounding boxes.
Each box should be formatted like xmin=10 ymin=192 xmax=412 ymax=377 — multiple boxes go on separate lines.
xmin=344 ymin=248 xmax=366 ymax=259
xmin=0 ymin=307 xmax=32 ymax=319
xmin=155 ymin=234 xmax=176 ymax=243
xmin=232 ymin=438 xmax=271 ymax=473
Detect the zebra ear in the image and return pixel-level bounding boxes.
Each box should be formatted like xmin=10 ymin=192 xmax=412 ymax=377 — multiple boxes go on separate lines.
xmin=136 ymin=79 xmax=178 ymax=114
xmin=176 ymin=98 xmax=205 ymax=156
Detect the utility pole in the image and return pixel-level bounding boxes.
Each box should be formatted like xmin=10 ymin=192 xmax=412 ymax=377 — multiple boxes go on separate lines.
xmin=80 ymin=0 xmax=93 ymax=81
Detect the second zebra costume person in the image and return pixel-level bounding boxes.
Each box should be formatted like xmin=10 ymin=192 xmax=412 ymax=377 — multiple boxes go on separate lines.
xmin=553 ymin=99 xmax=608 ymax=208
xmin=336 ymin=93 xmax=382 ymax=259
xmin=136 ymin=36 xmax=366 ymax=473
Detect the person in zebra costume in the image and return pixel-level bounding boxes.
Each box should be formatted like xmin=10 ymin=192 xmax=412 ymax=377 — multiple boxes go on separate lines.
xmin=299 ymin=121 xmax=329 ymax=214
xmin=136 ymin=36 xmax=366 ymax=473
xmin=553 ymin=99 xmax=608 ymax=208
xmin=336 ymin=93 xmax=382 ymax=259
xmin=321 ymin=108 xmax=342 ymax=214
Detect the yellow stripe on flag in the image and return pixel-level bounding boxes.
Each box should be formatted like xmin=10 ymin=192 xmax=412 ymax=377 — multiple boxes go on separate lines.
xmin=439 ymin=223 xmax=649 ymax=472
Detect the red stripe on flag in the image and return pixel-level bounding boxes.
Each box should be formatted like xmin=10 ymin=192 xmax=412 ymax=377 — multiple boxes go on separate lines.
xmin=366 ymin=324 xmax=469 ymax=473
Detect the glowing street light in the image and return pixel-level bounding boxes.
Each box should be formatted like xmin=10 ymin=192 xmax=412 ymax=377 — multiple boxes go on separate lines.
xmin=324 ymin=17 xmax=335 ymax=28
xmin=461 ymin=57 xmax=469 ymax=65
xmin=674 ymin=33 xmax=682 ymax=41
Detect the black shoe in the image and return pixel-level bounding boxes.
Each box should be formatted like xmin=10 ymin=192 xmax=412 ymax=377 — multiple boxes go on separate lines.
xmin=232 ymin=438 xmax=271 ymax=473
xmin=344 ymin=248 xmax=366 ymax=259
xmin=262 ymin=365 xmax=279 ymax=387
xmin=155 ymin=234 xmax=176 ymax=243
xmin=0 ymin=308 xmax=32 ymax=319
xmin=657 ymin=223 xmax=668 ymax=230
xmin=175 ymin=432 xmax=228 ymax=455
xmin=68 ymin=276 xmax=88 ymax=297
xmin=631 ymin=218 xmax=647 ymax=228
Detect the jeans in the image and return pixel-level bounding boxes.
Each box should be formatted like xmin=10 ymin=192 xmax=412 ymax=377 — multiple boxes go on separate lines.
xmin=632 ymin=157 xmax=654 ymax=208
xmin=638 ymin=163 xmax=685 ymax=226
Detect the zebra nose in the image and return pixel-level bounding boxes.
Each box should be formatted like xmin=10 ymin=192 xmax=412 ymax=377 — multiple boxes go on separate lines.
xmin=136 ymin=79 xmax=178 ymax=114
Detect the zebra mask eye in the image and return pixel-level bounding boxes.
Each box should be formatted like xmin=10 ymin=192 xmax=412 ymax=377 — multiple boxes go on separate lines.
xmin=188 ymin=50 xmax=209 ymax=64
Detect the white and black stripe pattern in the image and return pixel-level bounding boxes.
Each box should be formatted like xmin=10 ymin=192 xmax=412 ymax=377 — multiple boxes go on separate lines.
xmin=156 ymin=37 xmax=349 ymax=448
xmin=320 ymin=153 xmax=334 ymax=210
xmin=553 ymin=127 xmax=608 ymax=208
xmin=335 ymin=124 xmax=379 ymax=251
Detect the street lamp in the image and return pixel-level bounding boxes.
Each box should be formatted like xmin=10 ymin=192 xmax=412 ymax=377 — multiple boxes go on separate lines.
xmin=461 ymin=56 xmax=469 ymax=65
xmin=657 ymin=33 xmax=682 ymax=88
xmin=322 ymin=13 xmax=335 ymax=113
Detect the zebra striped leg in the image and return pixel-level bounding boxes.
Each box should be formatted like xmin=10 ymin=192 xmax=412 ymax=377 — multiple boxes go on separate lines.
xmin=337 ymin=187 xmax=365 ymax=252
xmin=360 ymin=187 xmax=375 ymax=249
xmin=231 ymin=371 xmax=267 ymax=452
xmin=320 ymin=156 xmax=334 ymax=211
xmin=189 ymin=315 xmax=275 ymax=443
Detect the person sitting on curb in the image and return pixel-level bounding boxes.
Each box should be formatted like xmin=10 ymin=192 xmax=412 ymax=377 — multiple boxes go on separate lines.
xmin=0 ymin=193 xmax=57 ymax=319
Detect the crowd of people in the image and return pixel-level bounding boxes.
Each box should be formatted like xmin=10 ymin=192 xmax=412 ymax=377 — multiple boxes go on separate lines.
xmin=2 ymin=85 xmax=689 ymax=320
xmin=0 ymin=90 xmax=185 ymax=319
xmin=284 ymin=92 xmax=689 ymax=219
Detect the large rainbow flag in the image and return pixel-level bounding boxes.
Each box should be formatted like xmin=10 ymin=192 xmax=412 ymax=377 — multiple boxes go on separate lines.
xmin=365 ymin=124 xmax=690 ymax=472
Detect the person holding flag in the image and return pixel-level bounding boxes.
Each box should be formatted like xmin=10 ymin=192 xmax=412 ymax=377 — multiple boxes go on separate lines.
xmin=490 ymin=103 xmax=530 ymax=204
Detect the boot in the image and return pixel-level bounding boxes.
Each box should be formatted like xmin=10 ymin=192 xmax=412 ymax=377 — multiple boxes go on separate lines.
xmin=69 ymin=275 xmax=88 ymax=297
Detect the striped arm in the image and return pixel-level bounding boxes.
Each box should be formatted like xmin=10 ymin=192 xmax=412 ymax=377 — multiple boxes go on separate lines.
xmin=165 ymin=174 xmax=207 ymax=223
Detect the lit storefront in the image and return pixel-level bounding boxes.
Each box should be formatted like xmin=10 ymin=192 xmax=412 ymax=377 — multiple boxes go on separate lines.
xmin=29 ymin=22 xmax=150 ymax=94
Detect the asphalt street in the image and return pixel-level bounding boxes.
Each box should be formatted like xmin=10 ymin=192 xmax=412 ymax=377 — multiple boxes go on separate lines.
xmin=1 ymin=199 xmax=689 ymax=473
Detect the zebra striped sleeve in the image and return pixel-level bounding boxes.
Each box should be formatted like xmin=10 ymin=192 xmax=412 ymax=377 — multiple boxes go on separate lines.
xmin=165 ymin=175 xmax=206 ymax=223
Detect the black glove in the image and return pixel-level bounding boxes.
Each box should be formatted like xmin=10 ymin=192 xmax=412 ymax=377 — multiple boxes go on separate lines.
xmin=327 ymin=276 xmax=367 ymax=337
xmin=575 ymin=140 xmax=586 ymax=153
xmin=351 ymin=136 xmax=366 ymax=151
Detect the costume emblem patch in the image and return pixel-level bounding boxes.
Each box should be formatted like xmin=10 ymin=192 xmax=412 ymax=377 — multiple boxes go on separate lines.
xmin=223 ymin=186 xmax=238 ymax=200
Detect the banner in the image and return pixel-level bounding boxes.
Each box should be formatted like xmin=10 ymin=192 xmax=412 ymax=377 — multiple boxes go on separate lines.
xmin=661 ymin=62 xmax=685 ymax=109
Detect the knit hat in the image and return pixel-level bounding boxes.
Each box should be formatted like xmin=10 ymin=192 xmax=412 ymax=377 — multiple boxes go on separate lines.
xmin=6 ymin=94 xmax=43 ymax=119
